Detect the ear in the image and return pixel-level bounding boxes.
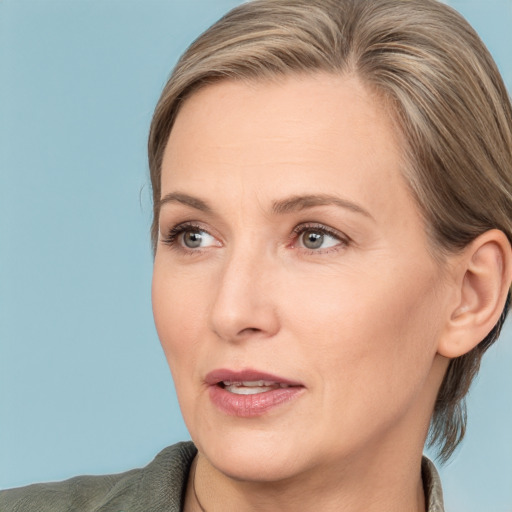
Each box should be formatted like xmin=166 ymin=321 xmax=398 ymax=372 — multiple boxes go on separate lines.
xmin=438 ymin=229 xmax=512 ymax=359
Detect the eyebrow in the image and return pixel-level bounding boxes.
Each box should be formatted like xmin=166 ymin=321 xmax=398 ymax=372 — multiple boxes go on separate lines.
xmin=159 ymin=192 xmax=213 ymax=214
xmin=271 ymin=194 xmax=373 ymax=219
xmin=159 ymin=192 xmax=372 ymax=219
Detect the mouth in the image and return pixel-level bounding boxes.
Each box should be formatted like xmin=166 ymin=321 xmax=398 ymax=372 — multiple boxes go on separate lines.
xmin=205 ymin=369 xmax=305 ymax=417
xmin=219 ymin=380 xmax=295 ymax=395
xmin=205 ymin=368 xmax=303 ymax=391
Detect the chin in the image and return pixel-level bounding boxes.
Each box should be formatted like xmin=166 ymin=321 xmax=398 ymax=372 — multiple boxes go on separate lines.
xmin=193 ymin=425 xmax=314 ymax=482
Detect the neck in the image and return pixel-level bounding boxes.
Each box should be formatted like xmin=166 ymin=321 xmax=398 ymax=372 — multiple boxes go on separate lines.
xmin=185 ymin=445 xmax=427 ymax=512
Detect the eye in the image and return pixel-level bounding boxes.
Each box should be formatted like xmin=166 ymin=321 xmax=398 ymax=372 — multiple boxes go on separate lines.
xmin=181 ymin=228 xmax=215 ymax=249
xmin=299 ymin=229 xmax=338 ymax=250
xmin=161 ymin=223 xmax=220 ymax=250
xmin=293 ymin=224 xmax=347 ymax=252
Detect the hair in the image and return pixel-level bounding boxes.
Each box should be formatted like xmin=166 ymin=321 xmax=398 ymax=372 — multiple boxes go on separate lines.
xmin=148 ymin=0 xmax=512 ymax=461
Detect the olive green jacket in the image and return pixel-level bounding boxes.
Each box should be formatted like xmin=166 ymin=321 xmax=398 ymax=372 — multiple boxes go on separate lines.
xmin=0 ymin=442 xmax=445 ymax=511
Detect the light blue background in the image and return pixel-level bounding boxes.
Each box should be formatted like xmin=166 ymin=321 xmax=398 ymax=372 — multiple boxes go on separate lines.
xmin=1 ymin=1 xmax=511 ymax=510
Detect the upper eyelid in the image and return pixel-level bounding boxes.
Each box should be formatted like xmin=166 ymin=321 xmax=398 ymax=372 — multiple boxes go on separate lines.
xmin=292 ymin=222 xmax=348 ymax=240
xmin=167 ymin=221 xmax=345 ymax=237
xmin=160 ymin=220 xmax=212 ymax=237
xmin=293 ymin=222 xmax=338 ymax=232
xmin=158 ymin=205 xmax=224 ymax=235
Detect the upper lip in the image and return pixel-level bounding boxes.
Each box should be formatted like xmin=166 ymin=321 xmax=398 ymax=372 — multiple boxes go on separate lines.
xmin=204 ymin=368 xmax=304 ymax=387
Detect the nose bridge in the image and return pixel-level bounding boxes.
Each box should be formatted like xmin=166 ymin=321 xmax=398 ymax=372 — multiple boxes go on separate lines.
xmin=208 ymin=236 xmax=279 ymax=341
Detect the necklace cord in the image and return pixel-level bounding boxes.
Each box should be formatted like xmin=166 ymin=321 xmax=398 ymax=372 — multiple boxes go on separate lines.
xmin=192 ymin=459 xmax=207 ymax=512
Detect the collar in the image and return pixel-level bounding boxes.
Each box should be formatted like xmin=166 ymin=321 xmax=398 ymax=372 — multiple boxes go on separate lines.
xmin=422 ymin=456 xmax=445 ymax=512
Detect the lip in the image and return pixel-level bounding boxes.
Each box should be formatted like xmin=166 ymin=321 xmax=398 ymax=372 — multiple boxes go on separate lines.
xmin=205 ymin=368 xmax=303 ymax=387
xmin=205 ymin=368 xmax=305 ymax=417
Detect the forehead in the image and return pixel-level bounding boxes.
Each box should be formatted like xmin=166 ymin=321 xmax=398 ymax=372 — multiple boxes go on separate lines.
xmin=162 ymin=74 xmax=408 ymax=213
xmin=166 ymin=74 xmax=401 ymax=166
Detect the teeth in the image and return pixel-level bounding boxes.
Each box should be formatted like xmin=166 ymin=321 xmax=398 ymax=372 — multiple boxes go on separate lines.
xmin=220 ymin=380 xmax=295 ymax=394
xmin=222 ymin=380 xmax=276 ymax=387
xmin=221 ymin=380 xmax=290 ymax=395
xmin=225 ymin=385 xmax=274 ymax=395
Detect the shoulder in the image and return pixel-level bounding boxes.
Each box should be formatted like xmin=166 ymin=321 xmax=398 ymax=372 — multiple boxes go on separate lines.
xmin=0 ymin=441 xmax=197 ymax=512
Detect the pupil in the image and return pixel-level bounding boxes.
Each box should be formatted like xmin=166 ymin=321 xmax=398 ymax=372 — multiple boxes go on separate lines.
xmin=184 ymin=231 xmax=202 ymax=248
xmin=303 ymin=230 xmax=323 ymax=249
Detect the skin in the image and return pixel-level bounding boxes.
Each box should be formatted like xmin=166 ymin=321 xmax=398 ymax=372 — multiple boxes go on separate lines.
xmin=152 ymin=74 xmax=466 ymax=511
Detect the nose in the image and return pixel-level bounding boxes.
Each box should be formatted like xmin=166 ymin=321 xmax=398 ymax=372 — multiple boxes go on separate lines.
xmin=208 ymin=246 xmax=280 ymax=343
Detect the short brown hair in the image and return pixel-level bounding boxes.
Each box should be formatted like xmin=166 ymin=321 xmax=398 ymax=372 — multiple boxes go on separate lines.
xmin=148 ymin=0 xmax=512 ymax=461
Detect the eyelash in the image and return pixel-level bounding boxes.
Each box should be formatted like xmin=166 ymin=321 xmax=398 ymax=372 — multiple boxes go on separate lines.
xmin=160 ymin=222 xmax=209 ymax=250
xmin=160 ymin=222 xmax=350 ymax=254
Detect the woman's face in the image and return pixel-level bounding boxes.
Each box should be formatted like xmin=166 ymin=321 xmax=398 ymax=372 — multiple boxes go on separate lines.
xmin=152 ymin=74 xmax=451 ymax=482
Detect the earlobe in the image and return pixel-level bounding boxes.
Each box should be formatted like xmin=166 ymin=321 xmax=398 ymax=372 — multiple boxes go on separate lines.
xmin=438 ymin=229 xmax=512 ymax=359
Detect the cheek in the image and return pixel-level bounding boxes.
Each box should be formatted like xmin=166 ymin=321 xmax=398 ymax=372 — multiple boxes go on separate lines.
xmin=280 ymin=263 xmax=444 ymax=456
xmin=282 ymin=260 xmax=443 ymax=394
xmin=151 ymin=263 xmax=208 ymax=372
xmin=151 ymin=264 xmax=214 ymax=436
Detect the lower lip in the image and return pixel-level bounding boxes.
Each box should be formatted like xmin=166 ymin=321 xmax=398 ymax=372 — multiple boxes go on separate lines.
xmin=208 ymin=385 xmax=304 ymax=417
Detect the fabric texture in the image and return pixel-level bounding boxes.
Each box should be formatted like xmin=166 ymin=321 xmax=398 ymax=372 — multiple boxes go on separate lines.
xmin=0 ymin=442 xmax=444 ymax=511
xmin=422 ymin=456 xmax=445 ymax=512
xmin=0 ymin=442 xmax=197 ymax=512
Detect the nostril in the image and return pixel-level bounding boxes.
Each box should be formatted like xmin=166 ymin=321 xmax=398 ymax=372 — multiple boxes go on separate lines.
xmin=239 ymin=327 xmax=262 ymax=335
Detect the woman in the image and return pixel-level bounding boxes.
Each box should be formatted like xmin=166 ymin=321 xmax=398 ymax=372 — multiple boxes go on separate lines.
xmin=2 ymin=0 xmax=511 ymax=510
